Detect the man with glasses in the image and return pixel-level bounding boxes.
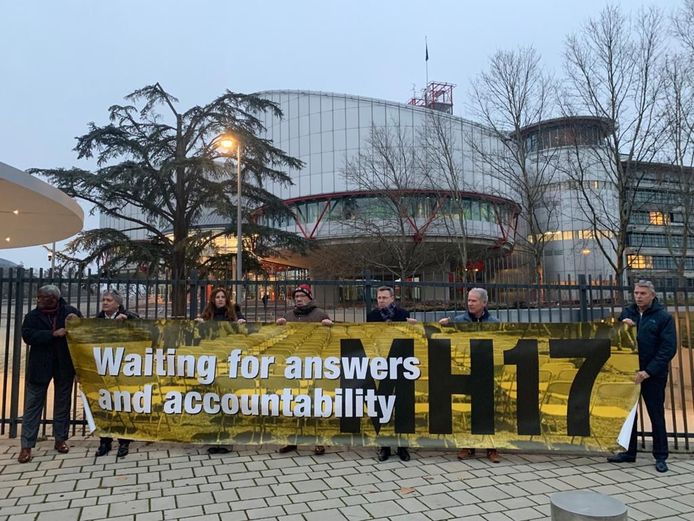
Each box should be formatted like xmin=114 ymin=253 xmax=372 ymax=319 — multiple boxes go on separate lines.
xmin=18 ymin=285 xmax=82 ymax=463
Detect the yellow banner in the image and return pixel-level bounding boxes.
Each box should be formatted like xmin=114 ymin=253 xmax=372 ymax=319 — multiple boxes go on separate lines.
xmin=67 ymin=319 xmax=639 ymax=452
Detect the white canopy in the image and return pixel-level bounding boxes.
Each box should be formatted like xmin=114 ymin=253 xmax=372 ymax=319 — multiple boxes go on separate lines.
xmin=0 ymin=162 xmax=84 ymax=248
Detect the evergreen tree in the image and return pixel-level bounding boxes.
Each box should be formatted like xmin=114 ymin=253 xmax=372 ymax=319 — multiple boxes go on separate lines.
xmin=32 ymin=83 xmax=304 ymax=316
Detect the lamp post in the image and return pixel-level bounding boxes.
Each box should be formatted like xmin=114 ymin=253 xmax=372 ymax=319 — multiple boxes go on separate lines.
xmin=218 ymin=136 xmax=243 ymax=303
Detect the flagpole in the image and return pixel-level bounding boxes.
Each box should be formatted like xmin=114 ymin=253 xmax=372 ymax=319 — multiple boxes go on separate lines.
xmin=425 ymin=36 xmax=429 ymax=106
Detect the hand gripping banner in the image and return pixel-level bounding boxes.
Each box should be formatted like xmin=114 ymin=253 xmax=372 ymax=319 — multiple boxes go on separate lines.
xmin=67 ymin=319 xmax=640 ymax=452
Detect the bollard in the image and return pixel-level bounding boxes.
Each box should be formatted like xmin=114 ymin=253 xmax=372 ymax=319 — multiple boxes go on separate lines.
xmin=550 ymin=490 xmax=627 ymax=521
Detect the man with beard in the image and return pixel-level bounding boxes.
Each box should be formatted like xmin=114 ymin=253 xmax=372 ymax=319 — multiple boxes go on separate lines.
xmin=18 ymin=285 xmax=82 ymax=463
xmin=367 ymin=286 xmax=417 ymax=462
xmin=276 ymin=284 xmax=333 ymax=455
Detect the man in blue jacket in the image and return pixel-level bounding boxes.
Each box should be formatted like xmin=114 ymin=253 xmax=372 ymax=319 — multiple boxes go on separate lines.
xmin=607 ymin=280 xmax=676 ymax=472
xmin=439 ymin=287 xmax=501 ymax=463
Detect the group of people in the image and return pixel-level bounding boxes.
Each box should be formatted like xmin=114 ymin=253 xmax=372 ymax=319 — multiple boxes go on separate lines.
xmin=17 ymin=280 xmax=676 ymax=474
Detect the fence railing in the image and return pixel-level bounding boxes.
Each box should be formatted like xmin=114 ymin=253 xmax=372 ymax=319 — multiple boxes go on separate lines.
xmin=1 ymin=268 xmax=692 ymax=451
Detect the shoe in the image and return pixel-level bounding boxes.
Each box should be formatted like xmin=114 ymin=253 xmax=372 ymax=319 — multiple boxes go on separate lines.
xmin=18 ymin=448 xmax=32 ymax=464
xmin=397 ymin=447 xmax=410 ymax=461
xmin=377 ymin=447 xmax=390 ymax=462
xmin=278 ymin=445 xmax=297 ymax=454
xmin=207 ymin=447 xmax=230 ymax=455
xmin=607 ymin=452 xmax=636 ymax=463
xmin=655 ymin=460 xmax=668 ymax=473
xmin=486 ymin=449 xmax=501 ymax=463
xmin=314 ymin=445 xmax=325 ymax=455
xmin=54 ymin=441 xmax=69 ymax=454
xmin=457 ymin=448 xmax=475 ymax=460
xmin=95 ymin=441 xmax=111 ymax=457
xmin=116 ymin=443 xmax=129 ymax=458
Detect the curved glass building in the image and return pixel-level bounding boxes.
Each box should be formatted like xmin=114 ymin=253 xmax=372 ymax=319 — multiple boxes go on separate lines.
xmin=254 ymin=90 xmax=521 ymax=279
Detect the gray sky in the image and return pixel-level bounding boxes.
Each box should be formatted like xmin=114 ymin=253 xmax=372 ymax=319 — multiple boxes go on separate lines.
xmin=0 ymin=0 xmax=666 ymax=268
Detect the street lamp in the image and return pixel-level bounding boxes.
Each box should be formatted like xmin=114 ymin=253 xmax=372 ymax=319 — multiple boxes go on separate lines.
xmin=217 ymin=135 xmax=243 ymax=302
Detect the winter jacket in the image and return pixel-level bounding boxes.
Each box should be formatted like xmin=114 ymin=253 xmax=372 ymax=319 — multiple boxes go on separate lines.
xmin=449 ymin=309 xmax=500 ymax=323
xmin=22 ymin=298 xmax=83 ymax=385
xmin=366 ymin=306 xmax=410 ymax=323
xmin=281 ymin=303 xmax=330 ymax=323
xmin=619 ymin=299 xmax=676 ymax=378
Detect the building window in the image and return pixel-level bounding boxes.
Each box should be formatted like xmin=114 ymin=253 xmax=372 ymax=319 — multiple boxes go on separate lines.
xmin=648 ymin=211 xmax=670 ymax=225
xmin=627 ymin=254 xmax=653 ymax=269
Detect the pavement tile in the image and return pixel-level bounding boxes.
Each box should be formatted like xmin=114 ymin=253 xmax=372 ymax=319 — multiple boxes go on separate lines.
xmin=0 ymin=440 xmax=691 ymax=521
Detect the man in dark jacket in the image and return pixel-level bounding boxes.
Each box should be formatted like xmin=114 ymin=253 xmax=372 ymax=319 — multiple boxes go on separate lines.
xmin=607 ymin=280 xmax=676 ymax=472
xmin=367 ymin=286 xmax=417 ymax=462
xmin=18 ymin=285 xmax=82 ymax=463
xmin=439 ymin=287 xmax=501 ymax=463
xmin=95 ymin=290 xmax=138 ymax=458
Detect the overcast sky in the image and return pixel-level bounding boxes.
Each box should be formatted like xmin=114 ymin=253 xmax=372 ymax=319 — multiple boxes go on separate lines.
xmin=0 ymin=0 xmax=669 ymax=268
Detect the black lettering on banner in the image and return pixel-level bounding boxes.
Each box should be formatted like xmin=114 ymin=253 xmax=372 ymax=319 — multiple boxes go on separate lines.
xmin=503 ymin=340 xmax=541 ymax=435
xmin=428 ymin=338 xmax=494 ymax=434
xmin=339 ymin=338 xmax=415 ymax=434
xmin=549 ymin=339 xmax=611 ymax=436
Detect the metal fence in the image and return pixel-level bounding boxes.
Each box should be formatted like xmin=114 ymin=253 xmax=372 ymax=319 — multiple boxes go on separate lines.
xmin=1 ymin=268 xmax=692 ymax=451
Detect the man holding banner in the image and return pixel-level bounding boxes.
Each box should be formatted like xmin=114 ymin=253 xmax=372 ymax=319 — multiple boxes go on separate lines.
xmin=368 ymin=286 xmax=417 ymax=462
xmin=276 ymin=284 xmax=332 ymax=455
xmin=439 ymin=287 xmax=501 ymax=463
xmin=95 ymin=290 xmax=139 ymax=458
xmin=18 ymin=285 xmax=82 ymax=464
xmin=607 ymin=280 xmax=676 ymax=473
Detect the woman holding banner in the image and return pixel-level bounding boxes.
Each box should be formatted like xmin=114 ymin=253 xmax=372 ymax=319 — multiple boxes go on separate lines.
xmin=196 ymin=287 xmax=246 ymax=454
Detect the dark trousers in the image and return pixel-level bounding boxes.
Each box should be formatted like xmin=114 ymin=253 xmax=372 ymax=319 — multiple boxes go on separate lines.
xmin=99 ymin=437 xmax=130 ymax=447
xmin=627 ymin=376 xmax=668 ymax=460
xmin=21 ymin=377 xmax=73 ymax=449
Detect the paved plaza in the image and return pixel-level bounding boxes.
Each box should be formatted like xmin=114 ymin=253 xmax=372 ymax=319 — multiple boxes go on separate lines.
xmin=0 ymin=439 xmax=692 ymax=521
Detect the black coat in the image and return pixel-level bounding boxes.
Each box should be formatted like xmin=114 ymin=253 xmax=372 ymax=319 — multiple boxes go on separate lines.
xmin=22 ymin=298 xmax=83 ymax=384
xmin=366 ymin=306 xmax=410 ymax=323
xmin=619 ymin=299 xmax=676 ymax=378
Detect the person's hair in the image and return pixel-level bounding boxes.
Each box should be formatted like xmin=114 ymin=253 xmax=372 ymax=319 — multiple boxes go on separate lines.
xmin=634 ymin=280 xmax=656 ymax=295
xmin=201 ymin=287 xmax=238 ymax=321
xmin=38 ymin=284 xmax=61 ymax=298
xmin=468 ymin=287 xmax=489 ymax=305
xmin=376 ymin=286 xmax=395 ymax=297
xmin=101 ymin=290 xmax=123 ymax=307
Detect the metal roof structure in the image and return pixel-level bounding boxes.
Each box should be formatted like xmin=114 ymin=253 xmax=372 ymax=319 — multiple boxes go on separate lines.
xmin=0 ymin=162 xmax=83 ymax=248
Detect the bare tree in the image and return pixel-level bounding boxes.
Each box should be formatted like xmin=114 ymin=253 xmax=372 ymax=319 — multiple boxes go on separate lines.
xmin=657 ymin=52 xmax=694 ymax=284
xmin=339 ymin=124 xmax=437 ymax=282
xmin=561 ymin=5 xmax=666 ymax=284
xmin=673 ymin=0 xmax=694 ymax=55
xmin=418 ymin=112 xmax=471 ymax=279
xmin=468 ymin=46 xmax=558 ymax=286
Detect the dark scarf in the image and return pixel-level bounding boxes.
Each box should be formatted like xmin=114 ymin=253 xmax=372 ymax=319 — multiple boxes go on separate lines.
xmin=294 ymin=303 xmax=317 ymax=316
xmin=379 ymin=302 xmax=398 ymax=321
xmin=213 ymin=307 xmax=230 ymax=320
xmin=40 ymin=301 xmax=60 ymax=331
